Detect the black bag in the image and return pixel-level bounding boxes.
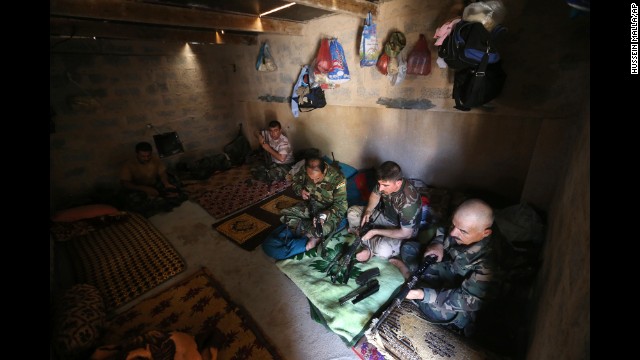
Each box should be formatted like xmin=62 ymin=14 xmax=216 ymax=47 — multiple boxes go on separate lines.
xmin=452 ymin=56 xmax=506 ymax=111
xmin=298 ymin=86 xmax=326 ymax=111
xmin=223 ymin=124 xmax=252 ymax=166
xmin=438 ymin=21 xmax=505 ymax=70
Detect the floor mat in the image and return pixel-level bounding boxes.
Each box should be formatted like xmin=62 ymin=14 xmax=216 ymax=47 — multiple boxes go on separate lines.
xmin=102 ymin=267 xmax=282 ymax=360
xmin=62 ymin=212 xmax=186 ymax=311
xmin=185 ymin=164 xmax=291 ymax=220
xmin=212 ymin=187 xmax=298 ymax=250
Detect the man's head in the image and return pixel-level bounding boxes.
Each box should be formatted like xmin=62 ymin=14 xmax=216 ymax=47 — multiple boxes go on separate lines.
xmin=376 ymin=161 xmax=404 ymax=195
xmin=135 ymin=142 xmax=153 ymax=164
xmin=449 ymin=199 xmax=494 ymax=245
xmin=305 ymin=155 xmax=326 ymax=184
xmin=268 ymin=120 xmax=282 ymax=140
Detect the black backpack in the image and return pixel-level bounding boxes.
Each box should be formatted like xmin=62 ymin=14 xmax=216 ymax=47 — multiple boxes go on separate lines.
xmin=223 ymin=124 xmax=252 ymax=166
xmin=452 ymin=58 xmax=507 ymax=111
xmin=438 ymin=20 xmax=506 ymax=70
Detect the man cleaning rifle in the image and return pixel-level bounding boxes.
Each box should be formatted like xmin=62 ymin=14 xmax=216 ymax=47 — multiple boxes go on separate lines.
xmin=389 ymin=199 xmax=501 ymax=337
xmin=346 ymin=161 xmax=422 ymax=262
xmin=262 ymin=155 xmax=347 ymax=259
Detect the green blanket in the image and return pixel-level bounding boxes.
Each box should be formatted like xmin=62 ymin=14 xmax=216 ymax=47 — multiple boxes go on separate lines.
xmin=276 ymin=229 xmax=405 ymax=345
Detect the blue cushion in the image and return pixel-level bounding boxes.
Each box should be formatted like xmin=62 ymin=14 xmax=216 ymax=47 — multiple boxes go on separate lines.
xmin=322 ymin=156 xmax=358 ymax=179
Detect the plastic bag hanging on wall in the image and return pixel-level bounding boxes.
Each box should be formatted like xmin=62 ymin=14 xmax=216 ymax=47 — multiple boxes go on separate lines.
xmin=256 ymin=42 xmax=277 ymax=72
xmin=359 ymin=12 xmax=380 ymax=67
xmin=406 ymin=34 xmax=432 ymax=76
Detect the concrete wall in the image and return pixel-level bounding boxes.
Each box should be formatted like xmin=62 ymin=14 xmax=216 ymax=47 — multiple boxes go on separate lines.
xmin=50 ymin=0 xmax=588 ymax=210
xmin=526 ymin=107 xmax=590 ymax=360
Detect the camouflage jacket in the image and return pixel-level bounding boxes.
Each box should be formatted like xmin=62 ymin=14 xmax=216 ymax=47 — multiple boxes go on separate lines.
xmin=291 ymin=162 xmax=347 ymax=219
xmin=423 ymin=227 xmax=500 ymax=313
xmin=373 ymin=178 xmax=421 ymax=237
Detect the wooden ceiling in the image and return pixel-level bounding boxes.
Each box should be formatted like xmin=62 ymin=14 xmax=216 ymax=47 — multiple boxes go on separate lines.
xmin=50 ymin=0 xmax=379 ymax=45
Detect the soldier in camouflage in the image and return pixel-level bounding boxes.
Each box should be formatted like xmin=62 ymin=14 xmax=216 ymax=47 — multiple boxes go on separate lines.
xmin=272 ymin=155 xmax=347 ymax=256
xmin=347 ymin=161 xmax=422 ymax=261
xmin=394 ymin=199 xmax=500 ymax=336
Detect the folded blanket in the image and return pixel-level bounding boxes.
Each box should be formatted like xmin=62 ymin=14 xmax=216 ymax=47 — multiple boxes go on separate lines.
xmin=276 ymin=230 xmax=404 ymax=345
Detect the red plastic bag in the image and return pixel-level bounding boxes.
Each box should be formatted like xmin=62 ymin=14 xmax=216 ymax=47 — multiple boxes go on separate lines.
xmin=376 ymin=52 xmax=390 ymax=75
xmin=406 ymin=34 xmax=432 ymax=76
xmin=314 ymin=38 xmax=332 ymax=74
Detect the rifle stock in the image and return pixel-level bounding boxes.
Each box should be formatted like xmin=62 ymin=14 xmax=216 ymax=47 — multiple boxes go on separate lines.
xmin=370 ymin=254 xmax=438 ymax=332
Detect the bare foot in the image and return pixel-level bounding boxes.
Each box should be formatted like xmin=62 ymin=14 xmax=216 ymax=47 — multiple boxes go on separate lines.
xmin=355 ymin=249 xmax=372 ymax=262
xmin=389 ymin=258 xmax=411 ymax=280
xmin=306 ymin=236 xmax=320 ymax=251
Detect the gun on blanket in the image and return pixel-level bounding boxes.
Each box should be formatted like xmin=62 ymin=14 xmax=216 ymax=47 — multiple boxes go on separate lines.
xmin=339 ymin=279 xmax=380 ymax=305
xmin=325 ymin=202 xmax=382 ymax=284
xmin=369 ymin=254 xmax=438 ymax=333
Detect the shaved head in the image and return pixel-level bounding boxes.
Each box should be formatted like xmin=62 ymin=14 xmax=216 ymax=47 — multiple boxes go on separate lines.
xmin=450 ymin=199 xmax=494 ymax=245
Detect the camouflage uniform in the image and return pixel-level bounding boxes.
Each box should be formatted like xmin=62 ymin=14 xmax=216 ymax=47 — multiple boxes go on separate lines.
xmin=400 ymin=227 xmax=500 ymax=332
xmin=347 ymin=179 xmax=421 ymax=258
xmin=280 ymin=162 xmax=347 ymax=238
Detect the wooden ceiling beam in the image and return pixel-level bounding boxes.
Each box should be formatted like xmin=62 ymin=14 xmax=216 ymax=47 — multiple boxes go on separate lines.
xmin=50 ymin=0 xmax=304 ymax=35
xmin=50 ymin=17 xmax=257 ymax=45
xmin=293 ymin=0 xmax=378 ymax=18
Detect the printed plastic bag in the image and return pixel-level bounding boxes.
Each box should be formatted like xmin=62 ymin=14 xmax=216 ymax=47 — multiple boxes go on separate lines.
xmin=327 ymin=38 xmax=351 ymax=84
xmin=359 ymin=12 xmax=380 ymax=67
xmin=256 ymin=42 xmax=277 ymax=72
xmin=406 ymin=34 xmax=431 ymax=76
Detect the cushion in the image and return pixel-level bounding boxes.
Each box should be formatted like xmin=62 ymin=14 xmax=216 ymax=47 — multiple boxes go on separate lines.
xmin=51 ymin=204 xmax=119 ymax=222
xmin=50 ymin=212 xmax=129 ymax=241
xmin=53 ymin=284 xmax=106 ymax=358
xmin=322 ymin=155 xmax=358 ymax=179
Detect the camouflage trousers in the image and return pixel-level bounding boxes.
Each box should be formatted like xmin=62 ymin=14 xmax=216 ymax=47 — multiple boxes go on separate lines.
xmin=280 ymin=202 xmax=343 ymax=239
xmin=250 ymin=162 xmax=291 ymax=183
xmin=401 ymin=240 xmax=473 ymax=331
xmin=117 ymin=176 xmax=188 ymax=218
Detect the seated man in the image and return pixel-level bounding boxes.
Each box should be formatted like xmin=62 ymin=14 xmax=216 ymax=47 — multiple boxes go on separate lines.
xmin=118 ymin=141 xmax=187 ymax=217
xmin=250 ymin=120 xmax=295 ymax=183
xmin=262 ymin=155 xmax=347 ymax=260
xmin=347 ymin=161 xmax=421 ymax=262
xmin=391 ymin=198 xmax=501 ymax=336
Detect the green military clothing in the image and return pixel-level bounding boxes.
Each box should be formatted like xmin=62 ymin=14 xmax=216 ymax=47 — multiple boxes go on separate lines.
xmin=401 ymin=227 xmax=500 ymax=332
xmin=280 ymin=161 xmax=347 ymax=238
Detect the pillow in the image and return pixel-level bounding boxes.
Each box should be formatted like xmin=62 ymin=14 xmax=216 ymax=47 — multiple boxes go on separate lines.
xmin=52 ymin=204 xmax=119 ymax=222
xmin=53 ymin=284 xmax=106 ymax=358
xmin=322 ymin=155 xmax=358 ymax=179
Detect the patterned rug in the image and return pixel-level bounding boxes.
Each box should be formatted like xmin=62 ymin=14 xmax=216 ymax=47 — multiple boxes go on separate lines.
xmin=212 ymin=187 xmax=299 ymax=250
xmin=185 ymin=164 xmax=291 ymax=219
xmin=364 ymin=300 xmax=493 ymax=360
xmin=101 ymin=267 xmax=282 ymax=360
xmin=62 ymin=212 xmax=186 ymax=311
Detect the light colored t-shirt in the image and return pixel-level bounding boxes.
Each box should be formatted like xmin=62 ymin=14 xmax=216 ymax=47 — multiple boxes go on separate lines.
xmin=268 ymin=133 xmax=294 ymax=165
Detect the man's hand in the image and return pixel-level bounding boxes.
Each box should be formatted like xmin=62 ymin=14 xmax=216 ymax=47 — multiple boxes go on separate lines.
xmin=301 ymin=189 xmax=310 ymax=200
xmin=360 ymin=228 xmax=375 ymax=241
xmin=406 ymin=289 xmax=425 ymax=300
xmin=360 ymin=210 xmax=372 ymax=227
xmin=424 ymin=243 xmax=444 ymax=262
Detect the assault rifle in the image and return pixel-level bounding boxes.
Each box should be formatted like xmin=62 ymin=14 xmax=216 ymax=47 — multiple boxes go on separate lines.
xmin=304 ymin=177 xmax=326 ymax=256
xmin=369 ymin=254 xmax=438 ymax=333
xmin=325 ymin=202 xmax=382 ymax=284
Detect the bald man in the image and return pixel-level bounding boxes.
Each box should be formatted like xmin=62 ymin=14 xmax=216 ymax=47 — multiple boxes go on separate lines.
xmin=390 ymin=199 xmax=500 ymax=336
